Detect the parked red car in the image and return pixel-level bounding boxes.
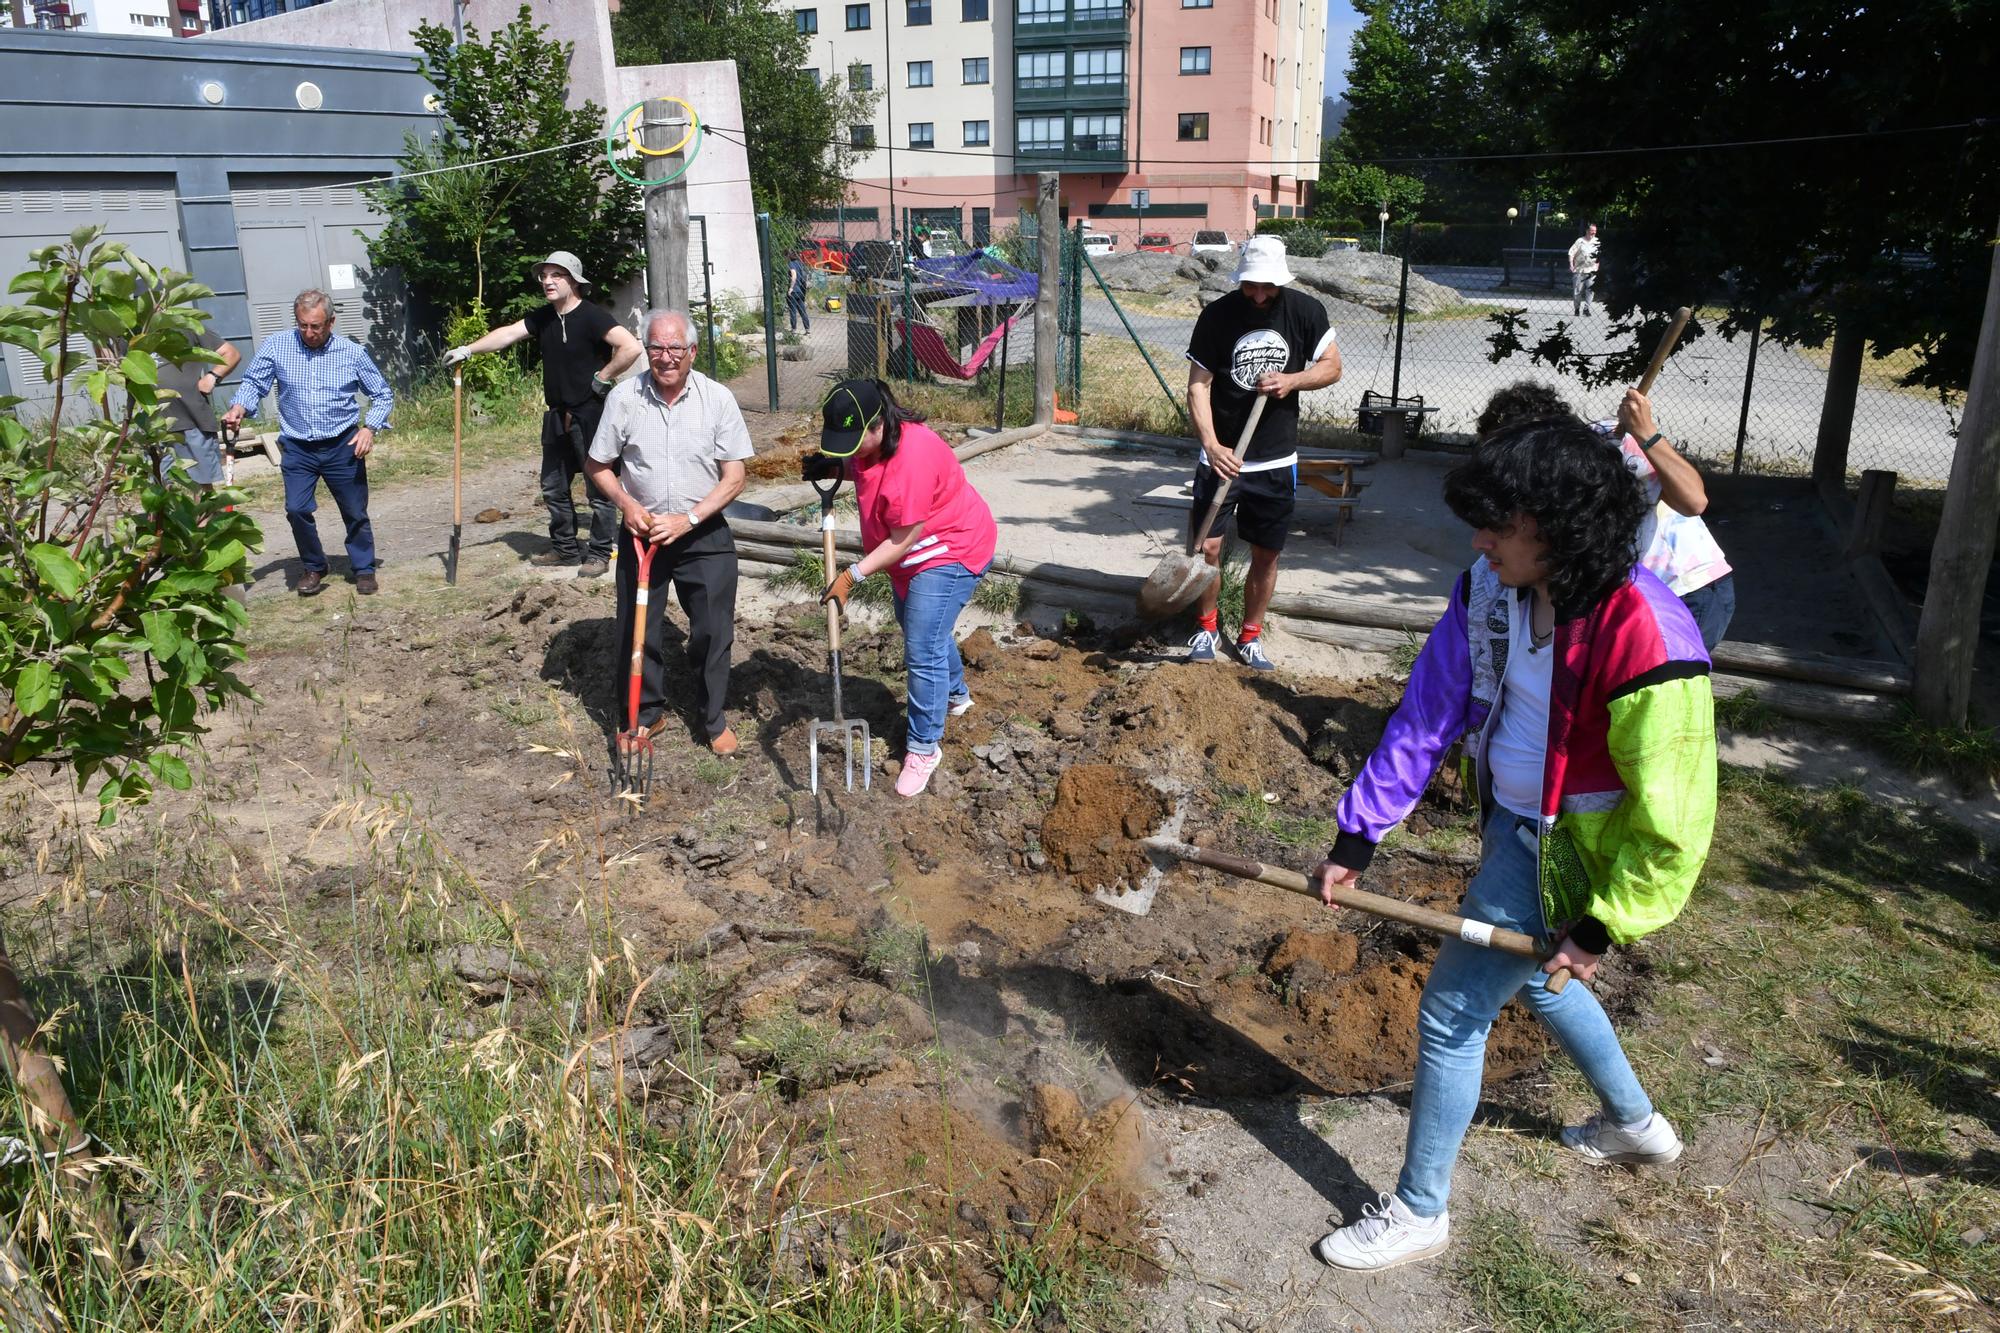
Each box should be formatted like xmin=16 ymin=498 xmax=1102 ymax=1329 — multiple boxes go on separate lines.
xmin=1137 ymin=233 xmax=1177 ymax=254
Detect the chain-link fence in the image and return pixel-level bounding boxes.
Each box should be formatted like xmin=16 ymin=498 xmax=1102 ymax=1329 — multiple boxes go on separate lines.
xmin=1067 ymin=216 xmax=1965 ymax=487
xmin=746 ymin=208 xmax=1041 ymax=429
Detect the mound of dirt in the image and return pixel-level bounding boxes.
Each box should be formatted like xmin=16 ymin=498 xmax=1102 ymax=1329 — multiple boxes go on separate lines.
xmin=1039 ymin=764 xmax=1170 ymax=887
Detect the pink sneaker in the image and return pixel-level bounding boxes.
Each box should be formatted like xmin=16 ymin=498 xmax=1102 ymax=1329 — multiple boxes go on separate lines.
xmin=895 ymin=749 xmax=942 ymax=798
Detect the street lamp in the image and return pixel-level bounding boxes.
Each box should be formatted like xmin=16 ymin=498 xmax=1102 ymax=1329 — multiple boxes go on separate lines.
xmin=1378 ymin=206 xmax=1390 ymax=254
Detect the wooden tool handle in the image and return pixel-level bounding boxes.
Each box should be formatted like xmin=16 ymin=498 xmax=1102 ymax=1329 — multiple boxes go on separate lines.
xmin=1636 ymin=306 xmax=1692 ymax=394
xmin=821 ymin=518 xmax=842 ymax=653
xmin=451 ymin=369 xmax=464 ymax=526
xmin=1142 ymin=837 xmax=1573 ymax=994
xmin=1185 ymin=394 xmax=1270 ymax=556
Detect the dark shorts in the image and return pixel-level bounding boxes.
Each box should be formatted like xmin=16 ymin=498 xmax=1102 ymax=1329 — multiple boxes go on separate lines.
xmin=1189 ymin=461 xmax=1296 ymax=553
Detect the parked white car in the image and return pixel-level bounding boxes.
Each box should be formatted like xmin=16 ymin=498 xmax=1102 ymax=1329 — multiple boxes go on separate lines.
xmin=1082 ymin=232 xmax=1117 ymax=257
xmin=1190 ymin=229 xmax=1234 ymax=255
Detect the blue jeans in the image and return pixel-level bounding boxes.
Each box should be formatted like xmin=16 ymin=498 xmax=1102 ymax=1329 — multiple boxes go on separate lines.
xmin=1680 ymin=573 xmax=1736 ymax=653
xmin=893 ymin=561 xmax=985 ymax=755
xmin=1397 ymin=809 xmax=1654 ymax=1218
xmin=162 ymin=427 xmax=224 ymax=486
xmin=280 ymin=430 xmax=375 ymax=576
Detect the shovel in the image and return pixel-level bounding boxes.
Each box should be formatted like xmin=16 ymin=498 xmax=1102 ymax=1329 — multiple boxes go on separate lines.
xmin=1136 ymin=394 xmax=1269 ymax=620
xmin=1637 ymin=306 xmax=1692 ymax=394
xmin=446 ymin=368 xmax=463 ymax=585
xmin=1143 ymin=836 xmax=1573 ymax=993
xmin=809 ymin=475 xmax=871 ymax=793
xmin=611 ymin=534 xmax=658 ymax=802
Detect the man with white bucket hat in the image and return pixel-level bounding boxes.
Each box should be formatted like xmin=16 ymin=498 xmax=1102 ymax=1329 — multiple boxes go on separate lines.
xmin=1182 ymin=234 xmax=1343 ymax=670
xmin=447 ymin=251 xmax=643 ymax=577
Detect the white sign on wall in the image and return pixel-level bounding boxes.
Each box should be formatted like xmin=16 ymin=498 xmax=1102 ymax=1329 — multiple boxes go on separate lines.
xmin=327 ymin=263 xmax=357 ymax=290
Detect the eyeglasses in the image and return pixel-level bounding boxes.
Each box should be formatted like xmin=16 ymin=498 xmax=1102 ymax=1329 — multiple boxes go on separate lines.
xmin=646 ymin=342 xmax=695 ymax=357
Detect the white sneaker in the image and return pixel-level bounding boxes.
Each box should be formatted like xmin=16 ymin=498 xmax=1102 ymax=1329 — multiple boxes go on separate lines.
xmin=947 ymin=693 xmax=975 ymax=717
xmin=1561 ymin=1111 xmax=1683 ymax=1166
xmin=1314 ymin=1192 xmax=1449 ymax=1271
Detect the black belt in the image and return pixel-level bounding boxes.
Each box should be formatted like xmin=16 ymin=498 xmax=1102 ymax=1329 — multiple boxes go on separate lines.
xmin=286 ymin=427 xmax=358 ymax=447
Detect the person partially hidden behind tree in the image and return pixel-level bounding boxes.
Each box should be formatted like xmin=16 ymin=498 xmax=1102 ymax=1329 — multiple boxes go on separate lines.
xmin=447 ymin=250 xmax=642 ymax=578
xmin=1309 ymin=416 xmax=1715 ymax=1271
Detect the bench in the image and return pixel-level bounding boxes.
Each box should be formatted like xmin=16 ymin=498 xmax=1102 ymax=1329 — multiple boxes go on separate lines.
xmin=1499 ymin=247 xmax=1568 ymax=289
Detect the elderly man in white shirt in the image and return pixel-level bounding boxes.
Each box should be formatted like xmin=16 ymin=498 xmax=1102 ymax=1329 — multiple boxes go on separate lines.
xmin=585 ymin=309 xmax=754 ymax=757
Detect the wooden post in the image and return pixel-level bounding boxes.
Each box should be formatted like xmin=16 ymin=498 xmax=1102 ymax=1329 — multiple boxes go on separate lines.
xmin=642 ymin=100 xmax=690 ymax=314
xmin=1034 ymin=173 xmax=1060 ymax=426
xmin=1812 ymin=322 xmax=1865 ymax=497
xmin=1845 ymin=468 xmax=1897 ymax=558
xmin=1913 ymin=214 xmax=2000 ymax=727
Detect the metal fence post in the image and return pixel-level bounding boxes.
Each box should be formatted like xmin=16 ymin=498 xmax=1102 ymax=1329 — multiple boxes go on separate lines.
xmin=900 ymin=207 xmax=915 ymax=381
xmin=1070 ymin=218 xmax=1084 ymax=414
xmin=1733 ymin=315 xmax=1761 ymax=475
xmin=1391 ymin=220 xmax=1413 ymax=403
xmin=756 ymin=212 xmax=778 ymax=410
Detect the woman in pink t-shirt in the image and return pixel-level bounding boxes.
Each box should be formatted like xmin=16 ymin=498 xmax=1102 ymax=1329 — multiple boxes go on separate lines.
xmin=818 ymin=379 xmax=998 ymax=797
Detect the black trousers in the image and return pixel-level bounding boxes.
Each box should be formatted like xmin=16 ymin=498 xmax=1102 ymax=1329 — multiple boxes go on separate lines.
xmin=613 ymin=520 xmax=738 ymax=740
xmin=541 ymin=401 xmax=617 ymax=560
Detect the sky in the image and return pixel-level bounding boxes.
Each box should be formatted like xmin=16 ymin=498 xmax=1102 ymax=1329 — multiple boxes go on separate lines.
xmin=1323 ymin=3 xmax=1365 ymax=101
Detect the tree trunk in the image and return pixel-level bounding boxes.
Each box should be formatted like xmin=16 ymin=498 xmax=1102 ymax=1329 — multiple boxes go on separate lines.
xmin=1812 ymin=322 xmax=1865 ymax=495
xmin=1913 ymin=215 xmax=2000 ymax=727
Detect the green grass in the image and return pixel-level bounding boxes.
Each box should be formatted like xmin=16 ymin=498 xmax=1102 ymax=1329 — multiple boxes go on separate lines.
xmin=1713 ymin=685 xmax=1782 ymax=735
xmin=1215 ymin=785 xmax=1337 ymax=851
xmin=1871 ymin=704 xmax=2000 ymax=787
xmin=770 ymin=548 xmax=894 ymax=608
xmin=1454 ymin=1206 xmax=1632 ymax=1332
xmin=972 ymin=574 xmax=1023 ymax=618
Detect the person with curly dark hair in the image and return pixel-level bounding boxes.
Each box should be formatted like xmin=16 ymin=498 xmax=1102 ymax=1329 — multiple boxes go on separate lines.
xmin=1476 ymin=379 xmax=1737 ymax=649
xmin=1307 ymin=416 xmax=1716 ymax=1272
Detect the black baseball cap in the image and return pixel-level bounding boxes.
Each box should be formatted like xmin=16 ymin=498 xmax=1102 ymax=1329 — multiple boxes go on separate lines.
xmin=818 ymin=378 xmax=884 ymax=457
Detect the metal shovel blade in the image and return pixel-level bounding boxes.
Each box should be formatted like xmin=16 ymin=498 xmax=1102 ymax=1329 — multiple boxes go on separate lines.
xmin=810 ymin=718 xmax=871 ymax=793
xmin=1136 ymin=553 xmax=1219 ymax=620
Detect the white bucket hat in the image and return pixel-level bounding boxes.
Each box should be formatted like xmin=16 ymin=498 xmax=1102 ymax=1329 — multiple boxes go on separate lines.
xmin=533 ymin=250 xmax=588 ymax=286
xmin=1233 ymin=235 xmax=1295 ymax=286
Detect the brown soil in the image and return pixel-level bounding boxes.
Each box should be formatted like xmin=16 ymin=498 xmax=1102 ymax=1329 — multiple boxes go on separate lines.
xmin=1038 ymin=764 xmax=1169 ymax=888
xmin=8 ymin=548 xmax=1584 ymax=1308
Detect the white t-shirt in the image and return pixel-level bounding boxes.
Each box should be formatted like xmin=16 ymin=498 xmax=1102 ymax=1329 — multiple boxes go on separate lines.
xmin=1487 ymin=593 xmax=1554 ymax=820
xmin=1568 ymin=236 xmax=1599 ymax=273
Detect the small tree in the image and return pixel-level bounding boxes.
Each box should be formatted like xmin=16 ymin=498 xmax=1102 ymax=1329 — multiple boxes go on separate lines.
xmin=0 ymin=227 xmax=259 ymax=1255
xmin=364 ymin=4 xmax=643 ymax=324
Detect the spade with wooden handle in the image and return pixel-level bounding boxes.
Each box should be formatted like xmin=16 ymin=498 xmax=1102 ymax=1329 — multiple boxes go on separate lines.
xmin=1142 ymin=836 xmax=1574 ymax=993
xmin=1136 ymin=394 xmax=1269 ymax=620
xmin=446 ymin=368 xmax=463 ymax=585
xmin=1636 ymin=306 xmax=1692 ymax=394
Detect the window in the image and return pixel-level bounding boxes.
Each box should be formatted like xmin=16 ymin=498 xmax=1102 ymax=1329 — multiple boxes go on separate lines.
xmin=1017 ymin=51 xmax=1066 ymax=90
xmin=845 ymin=2 xmax=871 ymax=29
xmin=910 ymin=122 xmax=935 ymax=149
xmin=807 ymin=68 xmax=823 ymax=87
xmin=1182 ymin=0 xmax=1213 ymax=7
xmin=963 ymin=119 xmax=991 ymax=146
xmin=1017 ymin=0 xmax=1061 ymax=24
xmin=1178 ymin=112 xmax=1209 ymax=141
xmin=909 ymin=60 xmax=933 ymax=87
xmin=1073 ymin=47 xmax=1123 ymax=86
xmin=1180 ymin=45 xmax=1210 ymax=74
xmin=963 ymin=56 xmax=989 ymax=84
xmin=963 ymin=0 xmax=988 ymax=17
xmin=1016 ymin=115 xmax=1063 ymax=151
xmin=849 ymin=63 xmax=874 ymax=90
xmin=794 ymin=7 xmax=818 ymax=33
xmin=1074 ymin=0 xmax=1120 ymax=18
xmin=850 ymin=124 xmax=877 ymax=148
xmin=908 ymin=0 xmax=932 ymax=21
xmin=1072 ymin=114 xmax=1122 ymax=152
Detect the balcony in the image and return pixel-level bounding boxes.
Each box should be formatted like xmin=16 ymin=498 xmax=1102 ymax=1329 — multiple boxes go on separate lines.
xmin=1013 ymin=5 xmax=1127 ymax=47
xmin=1013 ymin=76 xmax=1126 ymax=111
xmin=1015 ymin=137 xmax=1126 ymax=173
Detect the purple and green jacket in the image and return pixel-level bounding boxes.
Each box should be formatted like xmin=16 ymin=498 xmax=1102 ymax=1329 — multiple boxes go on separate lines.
xmin=1331 ymin=560 xmax=1717 ymax=951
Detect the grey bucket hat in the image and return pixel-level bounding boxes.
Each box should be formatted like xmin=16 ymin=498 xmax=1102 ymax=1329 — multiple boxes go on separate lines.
xmin=533 ymin=250 xmax=588 ymax=286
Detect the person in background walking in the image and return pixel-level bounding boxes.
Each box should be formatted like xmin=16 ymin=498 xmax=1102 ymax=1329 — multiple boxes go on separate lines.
xmin=223 ymin=290 xmax=393 ymax=596
xmin=154 ymin=315 xmax=240 ymax=491
xmin=816 ymin=378 xmax=996 ymax=799
xmin=1568 ymin=222 xmax=1600 ymax=316
xmin=447 ymin=251 xmax=642 ymax=578
xmin=1476 ymin=381 xmax=1736 ymax=650
xmin=585 ymin=310 xmax=752 ymax=757
xmin=1183 ymin=235 xmax=1342 ymax=671
xmin=1310 ymin=417 xmax=1714 ymax=1272
xmin=787 ymin=255 xmax=812 ymax=334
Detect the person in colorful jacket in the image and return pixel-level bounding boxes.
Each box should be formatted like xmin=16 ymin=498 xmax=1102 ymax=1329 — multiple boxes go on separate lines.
xmin=1310 ymin=415 xmax=1716 ymax=1272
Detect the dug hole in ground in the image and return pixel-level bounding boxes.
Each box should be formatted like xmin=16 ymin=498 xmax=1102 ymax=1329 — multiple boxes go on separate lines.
xmin=7 ymin=422 xmax=1992 ymax=1332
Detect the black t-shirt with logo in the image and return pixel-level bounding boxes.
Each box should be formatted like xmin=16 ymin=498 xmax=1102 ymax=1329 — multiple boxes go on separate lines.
xmin=523 ymin=300 xmax=621 ymax=411
xmin=1186 ymin=288 xmax=1333 ymax=465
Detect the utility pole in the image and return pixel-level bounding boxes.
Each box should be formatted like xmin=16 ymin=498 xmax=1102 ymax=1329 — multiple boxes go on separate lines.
xmin=642 ymin=98 xmax=690 ymax=314
xmin=1913 ymin=213 xmax=2000 ymax=726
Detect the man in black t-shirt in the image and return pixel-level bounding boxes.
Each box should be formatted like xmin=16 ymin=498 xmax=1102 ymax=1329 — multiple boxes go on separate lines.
xmin=153 ymin=322 xmax=241 ymax=489
xmin=1183 ymin=236 xmax=1343 ymax=670
xmin=448 ymin=250 xmax=642 ymax=577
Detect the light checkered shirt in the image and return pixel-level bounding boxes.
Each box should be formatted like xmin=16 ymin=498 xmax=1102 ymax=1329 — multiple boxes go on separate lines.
xmin=230 ymin=329 xmax=393 ymax=441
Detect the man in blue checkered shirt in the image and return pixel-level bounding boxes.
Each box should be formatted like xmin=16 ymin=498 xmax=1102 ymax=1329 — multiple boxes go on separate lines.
xmin=223 ymin=289 xmax=394 ymax=596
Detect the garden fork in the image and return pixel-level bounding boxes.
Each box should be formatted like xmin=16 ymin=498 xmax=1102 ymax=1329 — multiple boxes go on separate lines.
xmin=808 ymin=475 xmax=870 ymax=793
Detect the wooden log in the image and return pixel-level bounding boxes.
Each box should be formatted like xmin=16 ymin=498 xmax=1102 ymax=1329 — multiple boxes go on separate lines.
xmin=1710 ymin=671 xmax=1900 ymax=724
xmin=1846 ymin=468 xmax=1897 ymax=558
